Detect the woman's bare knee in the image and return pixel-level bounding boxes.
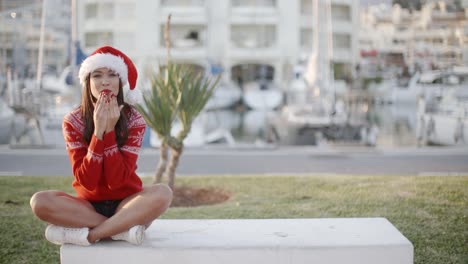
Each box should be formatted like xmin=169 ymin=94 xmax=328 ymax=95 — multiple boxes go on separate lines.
xmin=30 ymin=191 xmax=57 ymax=220
xmin=151 ymin=184 xmax=173 ymax=208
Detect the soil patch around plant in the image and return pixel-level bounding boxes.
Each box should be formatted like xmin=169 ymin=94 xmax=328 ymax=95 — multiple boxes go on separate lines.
xmin=171 ymin=186 xmax=230 ymax=207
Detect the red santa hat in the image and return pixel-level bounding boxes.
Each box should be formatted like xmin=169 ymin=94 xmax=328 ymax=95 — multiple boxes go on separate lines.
xmin=78 ymin=45 xmax=141 ymax=104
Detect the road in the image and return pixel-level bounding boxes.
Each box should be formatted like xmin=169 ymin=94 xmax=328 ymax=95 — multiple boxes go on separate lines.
xmin=1 ymin=145 xmax=467 ymax=177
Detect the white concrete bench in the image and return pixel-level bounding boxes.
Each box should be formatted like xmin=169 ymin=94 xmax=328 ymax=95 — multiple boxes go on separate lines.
xmin=61 ymin=218 xmax=413 ymax=264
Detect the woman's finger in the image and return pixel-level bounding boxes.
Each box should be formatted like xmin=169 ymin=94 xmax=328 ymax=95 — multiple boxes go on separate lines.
xmin=112 ymin=97 xmax=120 ymax=116
xmin=95 ymin=96 xmax=102 ymax=113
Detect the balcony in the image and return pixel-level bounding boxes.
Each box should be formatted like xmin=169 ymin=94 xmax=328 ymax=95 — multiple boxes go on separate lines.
xmin=231 ymin=25 xmax=276 ymax=48
xmin=331 ymin=0 xmax=354 ymax=5
xmin=230 ymin=25 xmax=279 ymax=60
xmin=229 ymin=47 xmax=280 ymax=61
xmin=332 ymin=20 xmax=353 ymax=33
xmin=161 ymin=25 xmax=206 ymax=46
xmin=162 ymin=48 xmax=207 ymax=61
xmin=301 ymin=3 xmax=352 ymax=31
xmin=333 ymin=33 xmax=353 ymax=63
xmin=83 ymin=19 xmax=135 ymax=33
xmin=232 ymin=0 xmax=276 ymax=8
xmin=333 ymin=48 xmax=353 ymax=63
xmin=160 ymin=0 xmax=205 ymax=6
xmin=231 ymin=0 xmax=277 ymax=24
xmin=158 ymin=24 xmax=207 ymax=60
xmin=332 ymin=4 xmax=351 ymax=21
xmin=159 ymin=0 xmax=207 ymax=24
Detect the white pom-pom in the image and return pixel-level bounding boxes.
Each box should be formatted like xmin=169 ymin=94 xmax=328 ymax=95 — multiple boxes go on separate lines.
xmin=125 ymin=89 xmax=143 ymax=105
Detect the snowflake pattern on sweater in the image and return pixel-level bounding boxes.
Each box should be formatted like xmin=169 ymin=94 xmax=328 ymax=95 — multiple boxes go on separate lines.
xmin=62 ymin=107 xmax=146 ymax=201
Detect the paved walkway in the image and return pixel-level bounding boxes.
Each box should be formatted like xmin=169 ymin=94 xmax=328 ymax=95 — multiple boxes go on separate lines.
xmin=1 ymin=144 xmax=467 ymax=177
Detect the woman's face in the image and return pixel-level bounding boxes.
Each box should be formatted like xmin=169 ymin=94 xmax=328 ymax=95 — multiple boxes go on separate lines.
xmin=89 ymin=67 xmax=120 ymax=100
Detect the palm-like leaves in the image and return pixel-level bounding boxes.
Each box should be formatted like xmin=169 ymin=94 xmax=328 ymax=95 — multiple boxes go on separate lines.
xmin=137 ymin=62 xmax=219 ymax=188
xmin=136 ymin=66 xmax=178 ymax=140
xmin=177 ymin=66 xmax=220 ymax=142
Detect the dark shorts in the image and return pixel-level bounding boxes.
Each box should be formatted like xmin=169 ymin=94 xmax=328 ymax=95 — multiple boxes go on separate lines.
xmin=90 ymin=200 xmax=123 ymax=218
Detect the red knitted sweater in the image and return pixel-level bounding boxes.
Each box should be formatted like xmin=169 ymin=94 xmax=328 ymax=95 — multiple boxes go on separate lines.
xmin=62 ymin=107 xmax=146 ymax=202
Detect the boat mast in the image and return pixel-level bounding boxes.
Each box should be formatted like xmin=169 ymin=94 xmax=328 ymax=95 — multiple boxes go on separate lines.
xmin=304 ymin=0 xmax=334 ymax=104
xmin=326 ymin=0 xmax=335 ymax=107
xmin=71 ymin=0 xmax=76 ymax=71
xmin=304 ymin=0 xmax=319 ymax=92
xmin=36 ymin=0 xmax=47 ymax=90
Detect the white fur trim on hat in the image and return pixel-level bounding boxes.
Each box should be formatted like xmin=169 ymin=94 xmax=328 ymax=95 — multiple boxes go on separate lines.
xmin=78 ymin=53 xmax=128 ymax=86
xmin=125 ymin=88 xmax=143 ymax=105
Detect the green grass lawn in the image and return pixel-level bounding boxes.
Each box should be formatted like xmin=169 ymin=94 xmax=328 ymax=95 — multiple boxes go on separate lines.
xmin=1 ymin=175 xmax=467 ymax=264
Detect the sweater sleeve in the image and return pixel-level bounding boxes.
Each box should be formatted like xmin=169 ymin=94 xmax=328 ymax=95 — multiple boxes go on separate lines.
xmin=102 ymin=110 xmax=146 ymax=190
xmin=62 ymin=120 xmax=104 ymax=192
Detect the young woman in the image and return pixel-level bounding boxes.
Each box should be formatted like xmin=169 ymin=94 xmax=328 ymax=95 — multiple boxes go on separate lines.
xmin=30 ymin=46 xmax=172 ymax=246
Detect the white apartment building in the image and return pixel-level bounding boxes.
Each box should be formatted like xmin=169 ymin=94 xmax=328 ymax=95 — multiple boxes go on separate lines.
xmin=76 ymin=0 xmax=359 ymax=88
xmin=359 ymin=1 xmax=467 ymax=77
xmin=463 ymin=0 xmax=468 ymax=65
xmin=0 ymin=0 xmax=70 ymax=77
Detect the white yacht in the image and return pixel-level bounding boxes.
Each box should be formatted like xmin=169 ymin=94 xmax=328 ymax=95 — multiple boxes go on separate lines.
xmin=417 ymin=73 xmax=468 ymax=146
xmin=379 ymin=67 xmax=468 ymax=106
xmin=267 ymin=0 xmax=369 ymax=146
xmin=149 ymin=62 xmax=242 ymax=111
xmin=242 ymin=81 xmax=283 ymax=110
xmin=0 ymin=97 xmax=16 ymax=144
xmin=149 ymin=110 xmax=239 ymax=147
xmin=205 ymin=80 xmax=242 ymax=111
xmin=41 ymin=66 xmax=75 ymax=95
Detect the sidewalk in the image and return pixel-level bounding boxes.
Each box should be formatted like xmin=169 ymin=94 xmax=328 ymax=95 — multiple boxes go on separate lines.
xmin=1 ymin=142 xmax=467 ymax=157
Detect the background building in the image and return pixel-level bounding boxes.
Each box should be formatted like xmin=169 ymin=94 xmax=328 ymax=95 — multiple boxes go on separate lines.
xmin=359 ymin=1 xmax=468 ymax=79
xmin=76 ymin=0 xmax=359 ymax=89
xmin=0 ymin=0 xmax=70 ymax=78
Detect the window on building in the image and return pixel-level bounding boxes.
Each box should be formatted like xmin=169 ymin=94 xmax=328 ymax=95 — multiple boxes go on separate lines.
xmin=333 ymin=34 xmax=351 ymax=49
xmin=300 ymin=29 xmax=313 ymax=49
xmin=101 ymin=31 xmax=113 ymax=44
xmin=392 ymin=39 xmax=406 ymax=45
xmin=160 ymin=25 xmax=205 ymax=48
xmin=85 ymin=2 xmax=114 ymax=19
xmin=300 ymin=0 xmax=313 ymax=15
xmin=118 ymin=3 xmax=135 ymax=18
xmin=231 ymin=25 xmax=276 ymax=48
xmin=85 ymin=3 xmax=98 ymax=19
xmin=85 ymin=32 xmax=113 ymax=47
xmin=85 ymin=33 xmax=99 ymax=47
xmin=101 ymin=3 xmax=114 ymax=19
xmin=232 ymin=0 xmax=276 ymax=8
xmin=160 ymin=0 xmax=205 ymax=6
xmin=116 ymin=32 xmax=135 ymax=50
xmin=333 ymin=62 xmax=352 ymax=81
xmin=331 ymin=4 xmax=350 ymax=21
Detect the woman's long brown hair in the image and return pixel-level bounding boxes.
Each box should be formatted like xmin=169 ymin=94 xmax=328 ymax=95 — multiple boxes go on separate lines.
xmin=80 ymin=76 xmax=130 ymax=148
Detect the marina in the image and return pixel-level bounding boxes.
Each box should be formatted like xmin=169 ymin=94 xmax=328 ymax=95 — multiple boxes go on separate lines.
xmin=0 ymin=0 xmax=467 ymax=150
xmin=0 ymin=84 xmax=423 ymax=149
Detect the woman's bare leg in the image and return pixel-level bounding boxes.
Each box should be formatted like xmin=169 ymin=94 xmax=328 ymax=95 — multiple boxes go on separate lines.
xmin=87 ymin=184 xmax=172 ymax=243
xmin=30 ymin=190 xmax=107 ymax=228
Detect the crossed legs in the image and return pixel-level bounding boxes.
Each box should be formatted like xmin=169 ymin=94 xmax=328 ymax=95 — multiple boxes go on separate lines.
xmin=30 ymin=184 xmax=173 ymax=243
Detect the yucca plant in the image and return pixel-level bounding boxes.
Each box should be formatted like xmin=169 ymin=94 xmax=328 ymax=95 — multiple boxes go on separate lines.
xmin=136 ymin=15 xmax=220 ymax=189
xmin=136 ymin=64 xmax=178 ymax=185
